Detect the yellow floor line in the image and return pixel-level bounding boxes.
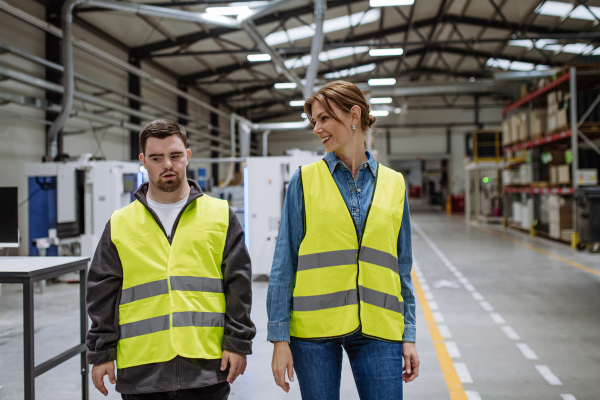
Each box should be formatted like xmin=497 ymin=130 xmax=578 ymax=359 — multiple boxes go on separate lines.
xmin=411 ymin=269 xmax=468 ymax=400
xmin=459 ymin=218 xmax=600 ymax=279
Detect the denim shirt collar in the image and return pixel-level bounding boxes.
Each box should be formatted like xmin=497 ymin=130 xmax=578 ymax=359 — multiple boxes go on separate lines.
xmin=323 ymin=150 xmax=378 ymax=177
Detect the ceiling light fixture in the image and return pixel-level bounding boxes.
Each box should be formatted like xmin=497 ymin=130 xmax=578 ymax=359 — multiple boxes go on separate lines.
xmin=284 ymin=47 xmax=370 ymax=69
xmin=369 ymin=48 xmax=404 ymax=56
xmin=370 ymin=0 xmax=415 ymax=6
xmin=290 ymin=100 xmax=305 ymax=107
xmin=535 ymin=1 xmax=600 ymax=21
xmin=368 ymin=78 xmax=397 ymax=86
xmin=247 ymin=54 xmax=271 ymax=62
xmin=274 ymin=82 xmax=297 ymax=89
xmin=324 ymin=63 xmax=377 ymax=79
xmin=370 ymin=110 xmax=390 ymax=116
xmin=370 ymin=97 xmax=393 ymax=104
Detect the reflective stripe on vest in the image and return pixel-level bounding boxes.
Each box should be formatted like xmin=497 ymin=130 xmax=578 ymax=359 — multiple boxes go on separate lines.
xmin=291 ymin=160 xmax=406 ymax=341
xmin=111 ymin=194 xmax=229 ymax=369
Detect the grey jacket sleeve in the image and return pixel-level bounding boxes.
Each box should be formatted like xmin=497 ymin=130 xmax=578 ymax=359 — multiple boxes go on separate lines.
xmin=221 ymin=207 xmax=256 ymax=355
xmin=86 ymin=220 xmax=123 ymax=365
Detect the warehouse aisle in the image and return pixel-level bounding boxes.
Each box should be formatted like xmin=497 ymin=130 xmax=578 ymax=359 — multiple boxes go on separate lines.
xmin=409 ymin=212 xmax=600 ymax=400
xmin=1 ymin=211 xmax=599 ymax=400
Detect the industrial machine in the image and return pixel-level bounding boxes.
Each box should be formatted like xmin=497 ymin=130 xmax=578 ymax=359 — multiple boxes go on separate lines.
xmin=574 ymin=186 xmax=600 ymax=252
xmin=25 ymin=155 xmax=141 ymax=264
xmin=244 ymin=152 xmax=323 ymax=276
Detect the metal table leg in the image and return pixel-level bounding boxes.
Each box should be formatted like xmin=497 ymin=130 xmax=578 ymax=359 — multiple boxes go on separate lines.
xmin=23 ymin=280 xmax=35 ymax=400
xmin=80 ymin=268 xmax=89 ymax=400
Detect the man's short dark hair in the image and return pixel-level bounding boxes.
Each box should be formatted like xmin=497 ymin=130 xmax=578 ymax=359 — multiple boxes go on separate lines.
xmin=139 ymin=119 xmax=187 ymax=154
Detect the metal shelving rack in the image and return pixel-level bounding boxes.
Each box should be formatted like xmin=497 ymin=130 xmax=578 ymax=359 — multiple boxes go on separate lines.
xmin=502 ymin=66 xmax=600 ymax=246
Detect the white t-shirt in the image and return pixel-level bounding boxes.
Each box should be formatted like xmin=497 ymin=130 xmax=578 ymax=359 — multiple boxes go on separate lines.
xmin=147 ymin=196 xmax=189 ymax=239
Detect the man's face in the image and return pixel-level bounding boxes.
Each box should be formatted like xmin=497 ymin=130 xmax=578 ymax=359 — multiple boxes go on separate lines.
xmin=140 ymin=135 xmax=191 ymax=193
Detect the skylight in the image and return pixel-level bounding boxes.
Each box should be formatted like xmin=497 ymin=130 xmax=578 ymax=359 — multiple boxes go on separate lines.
xmin=323 ymin=63 xmax=377 ymax=79
xmin=486 ymin=58 xmax=550 ymax=71
xmin=265 ymin=9 xmax=380 ymax=46
xmin=535 ymin=1 xmax=600 ymax=21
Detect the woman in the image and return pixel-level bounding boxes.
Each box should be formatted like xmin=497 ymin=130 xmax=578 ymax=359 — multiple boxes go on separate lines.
xmin=266 ymin=80 xmax=419 ymax=400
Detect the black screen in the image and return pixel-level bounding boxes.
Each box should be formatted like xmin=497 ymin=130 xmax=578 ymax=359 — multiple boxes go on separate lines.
xmin=0 ymin=187 xmax=19 ymax=244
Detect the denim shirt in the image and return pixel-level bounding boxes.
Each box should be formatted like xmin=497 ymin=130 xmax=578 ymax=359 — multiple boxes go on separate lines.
xmin=266 ymin=151 xmax=416 ymax=343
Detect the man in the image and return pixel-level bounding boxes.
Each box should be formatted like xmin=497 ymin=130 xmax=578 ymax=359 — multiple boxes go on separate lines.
xmin=86 ymin=119 xmax=255 ymax=399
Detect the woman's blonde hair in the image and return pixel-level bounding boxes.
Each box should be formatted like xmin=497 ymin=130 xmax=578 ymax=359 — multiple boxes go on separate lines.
xmin=304 ymin=80 xmax=376 ymax=132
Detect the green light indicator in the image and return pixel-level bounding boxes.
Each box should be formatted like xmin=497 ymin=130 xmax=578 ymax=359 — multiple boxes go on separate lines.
xmin=483 ymin=177 xmax=490 ymax=183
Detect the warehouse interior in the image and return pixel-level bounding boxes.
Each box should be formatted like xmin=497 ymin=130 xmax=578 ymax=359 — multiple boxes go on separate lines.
xmin=0 ymin=0 xmax=600 ymax=399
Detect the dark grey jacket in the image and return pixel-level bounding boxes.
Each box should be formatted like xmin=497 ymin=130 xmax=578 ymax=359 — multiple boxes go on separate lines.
xmin=86 ymin=180 xmax=256 ymax=394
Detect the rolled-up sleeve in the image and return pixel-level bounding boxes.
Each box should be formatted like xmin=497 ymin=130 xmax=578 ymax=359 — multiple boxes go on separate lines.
xmin=221 ymin=207 xmax=256 ymax=354
xmin=398 ymin=188 xmax=416 ymax=343
xmin=266 ymin=170 xmax=304 ymax=342
xmin=86 ymin=220 xmax=123 ymax=365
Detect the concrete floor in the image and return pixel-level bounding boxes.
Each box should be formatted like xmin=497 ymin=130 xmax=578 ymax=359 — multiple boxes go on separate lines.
xmin=1 ymin=210 xmax=598 ymax=400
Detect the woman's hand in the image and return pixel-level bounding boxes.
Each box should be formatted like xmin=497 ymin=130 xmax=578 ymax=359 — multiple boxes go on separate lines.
xmin=271 ymin=341 xmax=294 ymax=392
xmin=402 ymin=342 xmax=420 ymax=383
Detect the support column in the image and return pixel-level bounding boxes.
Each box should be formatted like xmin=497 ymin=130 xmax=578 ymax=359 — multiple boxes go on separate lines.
xmin=45 ymin=0 xmax=66 ymax=160
xmin=128 ymin=55 xmax=141 ymax=160
xmin=210 ymin=98 xmax=220 ymax=186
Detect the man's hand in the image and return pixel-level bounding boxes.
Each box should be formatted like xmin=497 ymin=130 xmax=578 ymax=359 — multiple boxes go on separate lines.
xmin=91 ymin=361 xmax=116 ymax=396
xmin=220 ymin=350 xmax=247 ymax=384
xmin=271 ymin=341 xmax=294 ymax=392
xmin=402 ymin=342 xmax=420 ymax=383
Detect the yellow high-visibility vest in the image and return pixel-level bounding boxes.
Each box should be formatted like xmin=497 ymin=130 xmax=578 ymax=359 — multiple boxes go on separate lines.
xmin=111 ymin=195 xmax=229 ymax=369
xmin=290 ymin=160 xmax=406 ymax=341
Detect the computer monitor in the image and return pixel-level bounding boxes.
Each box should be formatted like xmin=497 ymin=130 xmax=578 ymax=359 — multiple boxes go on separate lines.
xmin=0 ymin=187 xmax=19 ymax=247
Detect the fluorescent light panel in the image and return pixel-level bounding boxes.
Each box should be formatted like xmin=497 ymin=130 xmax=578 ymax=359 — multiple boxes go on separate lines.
xmin=369 ymin=48 xmax=404 ymax=56
xmin=486 ymin=58 xmax=550 ymax=71
xmin=265 ymin=9 xmax=380 ymax=46
xmin=274 ymin=82 xmax=297 ymax=89
xmin=324 ymin=63 xmax=377 ymax=79
xmin=370 ymin=97 xmax=393 ymax=104
xmin=370 ymin=110 xmax=389 ymax=116
xmin=247 ymin=54 xmax=271 ymax=62
xmin=370 ymin=0 xmax=414 ymax=6
xmin=368 ymin=78 xmax=396 ymax=86
xmin=301 ymin=113 xmax=308 ymax=119
xmin=290 ymin=100 xmax=305 ymax=107
xmin=535 ymin=1 xmax=600 ymax=21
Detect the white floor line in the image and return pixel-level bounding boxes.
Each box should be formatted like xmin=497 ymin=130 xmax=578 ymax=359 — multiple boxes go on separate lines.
xmin=428 ymin=300 xmax=439 ymax=310
xmin=535 ymin=365 xmax=563 ymax=385
xmin=464 ymin=284 xmax=476 ymax=292
xmin=445 ymin=341 xmax=462 ymax=358
xmin=432 ymin=311 xmax=445 ymax=323
xmin=421 ymin=284 xmax=430 ymax=291
xmin=465 ymin=391 xmax=482 ymax=400
xmin=472 ymin=292 xmax=484 ymax=301
xmin=438 ymin=325 xmax=452 ymax=338
xmin=560 ymin=394 xmax=577 ymax=400
xmin=453 ymin=363 xmax=474 ymax=383
xmin=501 ymin=326 xmax=520 ymax=340
xmin=489 ymin=312 xmax=506 ymax=324
xmin=480 ymin=301 xmax=494 ymax=312
xmin=424 ymin=291 xmax=434 ymax=300
xmin=516 ymin=343 xmax=539 ymax=360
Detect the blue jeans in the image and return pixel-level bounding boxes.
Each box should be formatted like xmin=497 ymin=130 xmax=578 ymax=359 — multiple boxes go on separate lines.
xmin=290 ymin=331 xmax=403 ymax=400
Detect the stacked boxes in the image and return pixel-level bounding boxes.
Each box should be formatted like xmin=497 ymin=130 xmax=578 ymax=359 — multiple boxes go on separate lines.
xmin=519 ymin=164 xmax=533 ymax=184
xmin=530 ymin=109 xmax=547 ymax=137
xmin=547 ymin=91 xmax=560 ymax=132
xmin=549 ymin=195 xmax=573 ymax=239
xmin=502 ymin=169 xmax=520 ymax=185
xmin=502 ymin=120 xmax=511 ymax=145
xmin=518 ymin=112 xmax=529 ymax=141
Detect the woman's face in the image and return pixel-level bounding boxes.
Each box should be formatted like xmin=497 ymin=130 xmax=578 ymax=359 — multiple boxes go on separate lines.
xmin=311 ymin=100 xmax=356 ymax=153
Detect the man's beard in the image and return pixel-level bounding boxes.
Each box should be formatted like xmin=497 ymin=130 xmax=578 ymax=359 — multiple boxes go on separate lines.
xmin=155 ymin=173 xmax=182 ymax=193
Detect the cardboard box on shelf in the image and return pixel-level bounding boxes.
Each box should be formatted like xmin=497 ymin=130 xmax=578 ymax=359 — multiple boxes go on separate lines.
xmin=510 ymin=114 xmax=520 ymax=141
xmin=503 ymin=169 xmax=520 ymax=185
xmin=557 ymin=108 xmax=568 ymax=129
xmin=549 ymin=195 xmax=573 ymax=239
xmin=550 ymin=165 xmax=558 ymax=184
xmin=520 ymin=164 xmax=533 ymax=184
xmin=561 ymin=229 xmax=575 ymax=243
xmin=503 ymin=120 xmax=511 ymax=145
xmin=512 ymin=201 xmax=523 ymax=224
xmin=577 ymin=169 xmax=598 ymax=185
xmin=530 ymin=109 xmax=547 ymax=137
xmin=518 ymin=112 xmax=529 ymax=141
xmin=557 ymin=164 xmax=570 ymax=184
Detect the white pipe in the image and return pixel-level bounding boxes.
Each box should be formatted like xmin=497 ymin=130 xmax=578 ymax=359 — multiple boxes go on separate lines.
xmin=238 ymin=0 xmax=307 ymax=22
xmin=303 ymin=0 xmax=326 ymax=99
xmin=262 ymin=130 xmax=272 ymax=156
xmin=252 ymin=120 xmax=311 ymax=131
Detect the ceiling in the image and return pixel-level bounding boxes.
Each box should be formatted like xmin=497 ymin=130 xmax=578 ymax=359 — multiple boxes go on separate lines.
xmin=65 ymin=0 xmax=600 ymax=121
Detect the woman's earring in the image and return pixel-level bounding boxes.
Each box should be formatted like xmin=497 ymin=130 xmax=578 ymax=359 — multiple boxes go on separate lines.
xmin=352 ymin=124 xmax=356 ymax=130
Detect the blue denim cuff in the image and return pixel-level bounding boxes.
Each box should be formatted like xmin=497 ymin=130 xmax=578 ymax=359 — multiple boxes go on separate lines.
xmin=267 ymin=323 xmax=290 ymax=342
xmin=402 ymin=325 xmax=416 ymax=343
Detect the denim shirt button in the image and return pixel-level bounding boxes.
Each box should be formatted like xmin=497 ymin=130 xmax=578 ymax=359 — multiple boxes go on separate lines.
xmin=355 ymin=209 xmax=359 ymax=213
xmin=357 ymin=188 xmax=361 ymax=193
